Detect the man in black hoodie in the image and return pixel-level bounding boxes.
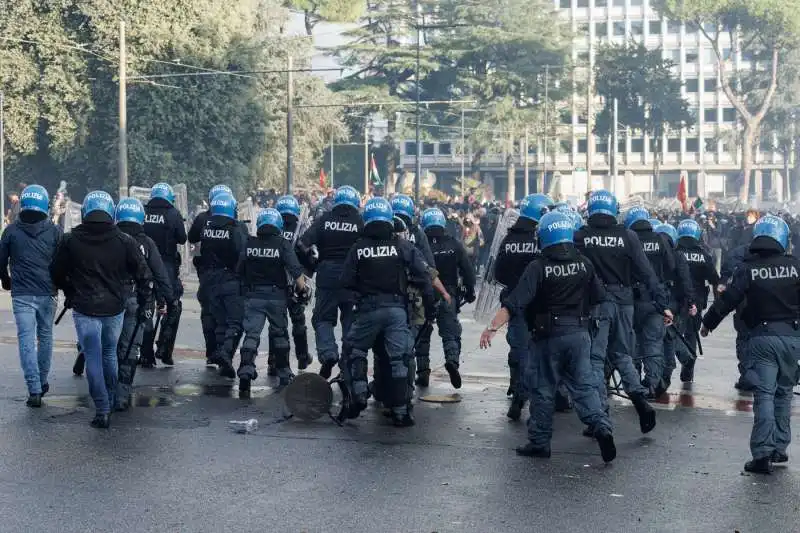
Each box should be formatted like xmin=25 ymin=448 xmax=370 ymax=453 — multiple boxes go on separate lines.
xmin=141 ymin=182 xmax=187 ymax=367
xmin=0 ymin=185 xmax=62 ymax=407
xmin=50 ymin=191 xmax=153 ymax=428
xmin=113 ymin=198 xmax=175 ymax=410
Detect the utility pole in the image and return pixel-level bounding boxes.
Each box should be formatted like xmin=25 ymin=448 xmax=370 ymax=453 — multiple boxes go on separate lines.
xmin=611 ymin=97 xmax=619 ymax=194
xmin=364 ymin=121 xmax=369 ymax=195
xmin=541 ymin=64 xmax=549 ymax=194
xmin=586 ymin=59 xmax=594 ymax=193
xmin=0 ymin=91 xmax=5 ymax=232
xmin=329 ymin=136 xmax=334 ymax=188
xmin=460 ymin=107 xmax=465 ymax=198
xmin=118 ymin=20 xmax=128 ymax=200
xmin=286 ymin=55 xmax=294 ymax=194
xmin=414 ymin=1 xmax=422 ymax=202
xmin=524 ymin=128 xmax=530 ymax=196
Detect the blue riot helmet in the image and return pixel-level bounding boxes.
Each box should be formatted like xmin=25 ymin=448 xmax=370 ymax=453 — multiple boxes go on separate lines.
xmin=115 ymin=198 xmax=145 ymax=225
xmin=752 ymin=214 xmax=790 ymax=251
xmin=648 ymin=218 xmax=661 ymax=229
xmin=209 ymin=192 xmax=237 ymax=219
xmin=334 ymin=185 xmax=361 ymax=209
xmin=677 ymin=219 xmax=702 ymax=241
xmin=421 ymin=207 xmax=446 ymax=229
xmin=587 ymin=190 xmax=618 ymax=217
xmin=391 ymin=194 xmax=415 ymax=222
xmin=537 ymin=211 xmax=575 ymax=249
xmin=519 ymin=193 xmax=554 ymax=222
xmin=19 ymin=185 xmax=50 ymax=214
xmin=208 ymin=184 xmax=233 ymax=203
xmin=256 ymin=208 xmax=284 ymax=231
xmin=150 ymin=182 xmax=175 ymax=204
xmin=566 ymin=210 xmax=584 ymax=231
xmin=81 ymin=191 xmax=115 ymax=221
xmin=275 ymin=195 xmax=301 ymax=218
xmin=655 ymin=223 xmax=678 ymax=246
xmin=624 ymin=207 xmax=651 ymax=229
xmin=363 ymin=197 xmax=393 ymax=226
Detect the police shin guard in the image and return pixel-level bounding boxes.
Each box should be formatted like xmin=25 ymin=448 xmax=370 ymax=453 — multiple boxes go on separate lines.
xmin=629 ymin=392 xmax=656 ymax=434
xmin=267 ymin=337 xmax=277 ymax=377
xmin=216 ymin=342 xmax=237 ymax=379
xmin=680 ymin=359 xmax=695 ymax=383
xmin=346 ymin=358 xmax=370 ymax=418
xmin=274 ymin=349 xmax=294 ymax=388
xmin=294 ymin=332 xmax=312 ymax=370
xmin=156 ymin=301 xmax=182 ymax=366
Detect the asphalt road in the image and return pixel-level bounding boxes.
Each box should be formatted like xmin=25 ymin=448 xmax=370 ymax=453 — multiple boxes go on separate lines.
xmin=0 ymin=286 xmax=798 ymax=532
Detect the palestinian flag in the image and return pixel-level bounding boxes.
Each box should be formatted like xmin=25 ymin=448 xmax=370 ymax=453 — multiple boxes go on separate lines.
xmin=370 ymin=153 xmax=381 ymax=185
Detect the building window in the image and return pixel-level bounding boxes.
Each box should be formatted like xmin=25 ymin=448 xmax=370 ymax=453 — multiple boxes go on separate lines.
xmin=648 ymin=20 xmax=661 ymax=34
xmin=704 ymin=139 xmax=717 ymax=152
xmin=577 ymin=51 xmax=590 ymax=62
xmin=560 ymin=140 xmax=572 ymax=153
xmin=577 ymin=113 xmax=588 ymax=124
xmin=667 ymin=138 xmax=681 ymax=152
xmin=560 ymin=0 xmax=570 ymax=8
xmin=666 ymin=49 xmax=680 ymax=62
xmin=405 ymin=142 xmax=417 ymax=155
xmin=613 ymin=0 xmax=625 ymax=6
xmin=596 ymin=22 xmax=608 ymax=37
xmin=685 ymin=78 xmax=699 ymax=92
xmin=578 ymin=139 xmax=588 ymax=153
xmin=613 ymin=21 xmax=625 ymax=36
xmin=595 ymin=0 xmax=607 ymax=6
xmin=685 ymin=49 xmax=698 ymax=63
xmin=597 ymin=141 xmax=609 ymax=153
xmin=722 ymin=142 xmax=734 ymax=154
xmin=630 ymin=21 xmax=644 ymax=36
xmin=630 ymin=0 xmax=642 ymax=5
xmin=439 ymin=142 xmax=452 ymax=155
xmin=702 ymin=22 xmax=716 ymax=34
xmin=577 ymin=0 xmax=589 ymax=7
xmin=759 ymin=140 xmax=774 ymax=153
xmin=631 ymin=138 xmax=644 ymax=152
xmin=703 ymin=78 xmax=717 ymax=92
xmin=686 ymin=138 xmax=699 ymax=152
xmin=617 ymin=141 xmax=626 ymax=153
xmin=667 ymin=20 xmax=681 ymax=34
xmin=704 ymin=108 xmax=717 ymax=122
xmin=649 ymin=139 xmax=661 ymax=152
xmin=422 ymin=142 xmax=435 ymax=155
xmin=722 ymin=108 xmax=737 ymax=122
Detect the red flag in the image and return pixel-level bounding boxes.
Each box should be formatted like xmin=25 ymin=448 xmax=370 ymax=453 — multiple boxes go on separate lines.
xmin=677 ymin=173 xmax=688 ymax=212
xmin=319 ymin=168 xmax=327 ymax=188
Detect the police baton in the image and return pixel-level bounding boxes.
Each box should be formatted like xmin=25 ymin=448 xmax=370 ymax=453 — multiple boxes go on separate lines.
xmin=124 ymin=320 xmax=144 ymax=361
xmin=54 ymin=306 xmax=69 ymax=325
xmin=413 ymin=320 xmax=434 ymax=353
xmin=667 ymin=324 xmax=697 ymax=361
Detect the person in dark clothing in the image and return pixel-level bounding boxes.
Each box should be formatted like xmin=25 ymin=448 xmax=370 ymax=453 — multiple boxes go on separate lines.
xmin=0 ymin=185 xmax=62 ymax=407
xmin=112 ymin=198 xmax=175 ymax=410
xmin=141 ymin=182 xmax=187 ymax=367
xmin=50 ymin=191 xmax=153 ymax=428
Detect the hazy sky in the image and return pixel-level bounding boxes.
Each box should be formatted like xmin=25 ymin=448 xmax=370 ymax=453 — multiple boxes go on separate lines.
xmin=286 ymin=12 xmax=352 ymax=82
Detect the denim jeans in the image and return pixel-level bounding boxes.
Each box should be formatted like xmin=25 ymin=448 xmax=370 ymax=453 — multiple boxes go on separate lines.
xmin=12 ymin=295 xmax=56 ymax=395
xmin=73 ymin=311 xmax=125 ymax=415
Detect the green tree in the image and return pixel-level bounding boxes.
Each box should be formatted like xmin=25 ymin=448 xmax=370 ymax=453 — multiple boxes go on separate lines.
xmin=285 ymin=0 xmax=364 ymax=36
xmin=655 ymin=0 xmax=800 ymax=201
xmin=593 ymin=41 xmax=694 ymax=189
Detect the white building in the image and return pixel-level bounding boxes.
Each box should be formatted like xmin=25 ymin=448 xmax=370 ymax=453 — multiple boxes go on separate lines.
xmin=396 ymin=0 xmax=787 ymax=202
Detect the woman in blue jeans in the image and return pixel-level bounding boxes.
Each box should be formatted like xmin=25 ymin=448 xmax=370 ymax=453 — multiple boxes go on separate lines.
xmin=0 ymin=185 xmax=62 ymax=407
xmin=50 ymin=191 xmax=153 ymax=428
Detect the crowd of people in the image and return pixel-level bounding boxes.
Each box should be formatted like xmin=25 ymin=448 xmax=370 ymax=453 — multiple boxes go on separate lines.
xmin=0 ymin=180 xmax=798 ymax=474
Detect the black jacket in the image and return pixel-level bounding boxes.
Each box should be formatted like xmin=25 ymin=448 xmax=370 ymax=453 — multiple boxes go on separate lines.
xmin=118 ymin=222 xmax=175 ymax=303
xmin=50 ymin=222 xmax=153 ymax=317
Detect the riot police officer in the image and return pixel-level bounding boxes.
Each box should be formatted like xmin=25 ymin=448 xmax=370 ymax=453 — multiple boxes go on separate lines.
xmin=276 ymin=195 xmax=312 ymax=372
xmin=299 ymin=185 xmax=364 ymax=378
xmin=493 ymin=193 xmax=552 ymax=420
xmin=480 ymin=211 xmax=616 ymax=463
xmin=237 ymin=208 xmax=307 ymax=392
xmin=199 ymin=192 xmax=247 ymax=378
xmin=624 ymin=207 xmax=691 ymax=398
xmin=416 ymin=207 xmax=476 ymax=389
xmin=141 ymin=183 xmax=187 ymax=367
xmin=654 ymin=222 xmax=697 ymax=393
xmin=339 ymin=197 xmax=436 ymax=427
xmin=188 ymin=184 xmax=233 ymax=366
xmin=391 ymin=194 xmax=435 ymax=265
xmin=675 ymin=219 xmax=720 ymax=384
xmin=574 ymin=192 xmax=671 ymax=436
xmin=113 ymin=198 xmax=175 ymax=410
xmin=700 ymin=215 xmax=800 ymax=474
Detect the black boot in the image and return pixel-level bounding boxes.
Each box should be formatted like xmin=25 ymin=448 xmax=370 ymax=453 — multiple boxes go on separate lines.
xmin=554 ymin=390 xmax=572 ymax=412
xmin=744 ymin=457 xmax=773 ymax=474
xmin=217 ymin=352 xmax=236 ymax=378
xmin=320 ymin=360 xmax=336 ymax=379
xmin=391 ymin=411 xmax=416 ymax=427
xmin=90 ymin=414 xmax=111 ymax=429
xmin=680 ymin=360 xmax=695 ymax=383
xmin=445 ymin=361 xmax=462 ymax=389
xmin=506 ymin=397 xmax=524 ymax=421
xmin=630 ymin=392 xmax=656 ymax=434
xmin=237 ymin=349 xmax=258 ymax=381
xmin=156 ymin=344 xmax=174 ymax=366
xmin=415 ymin=369 xmax=430 ymax=388
xmin=772 ymin=451 xmax=789 ymax=464
xmin=73 ymin=352 xmax=85 ymax=376
xmin=595 ymin=428 xmax=617 ymax=463
xmin=515 ymin=442 xmax=551 ymax=458
xmin=294 ymin=333 xmax=311 ymax=370
xmin=41 ymin=383 xmax=49 ymax=397
xmin=26 ymin=394 xmax=42 ymax=408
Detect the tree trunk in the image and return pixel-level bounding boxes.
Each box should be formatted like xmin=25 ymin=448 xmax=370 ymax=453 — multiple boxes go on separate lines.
xmin=506 ymin=136 xmax=516 ymax=206
xmin=740 ymin=125 xmax=757 ymax=202
xmin=652 ymin=139 xmax=661 ymax=199
xmin=304 ymin=10 xmax=315 ymax=36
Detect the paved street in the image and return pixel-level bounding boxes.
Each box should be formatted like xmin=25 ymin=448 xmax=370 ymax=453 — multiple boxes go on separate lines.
xmin=0 ymin=285 xmax=798 ymax=532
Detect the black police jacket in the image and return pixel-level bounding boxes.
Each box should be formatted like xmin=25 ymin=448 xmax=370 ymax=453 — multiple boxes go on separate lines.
xmin=424 ymin=226 xmax=476 ymax=292
xmin=704 ymin=243 xmax=800 ymax=336
xmin=118 ymin=222 xmax=175 ymax=303
xmin=199 ymin=215 xmax=247 ymax=274
xmin=144 ymin=197 xmax=187 ymax=265
xmin=237 ymin=230 xmax=304 ymax=292
xmin=574 ymin=214 xmax=667 ymax=310
xmin=299 ymin=204 xmax=363 ymax=263
xmin=501 ymin=244 xmax=606 ymax=333
xmin=494 ymin=217 xmax=538 ymax=295
xmin=677 ymin=237 xmax=720 ymax=309
xmin=50 ymin=222 xmax=153 ymax=317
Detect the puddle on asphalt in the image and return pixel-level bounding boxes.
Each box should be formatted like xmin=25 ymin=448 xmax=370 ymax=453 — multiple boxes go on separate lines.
xmin=42 ymin=392 xmax=182 ymax=409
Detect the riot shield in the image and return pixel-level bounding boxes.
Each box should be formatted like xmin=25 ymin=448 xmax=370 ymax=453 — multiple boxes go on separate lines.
xmin=292 ymin=204 xmax=312 ymax=247
xmin=473 ymin=208 xmax=519 ymax=322
xmin=237 ymin=198 xmax=258 ymax=236
xmin=63 ymin=201 xmax=82 ymax=232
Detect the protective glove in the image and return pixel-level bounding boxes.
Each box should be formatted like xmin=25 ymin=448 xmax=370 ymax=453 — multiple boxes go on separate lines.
xmin=463 ymin=289 xmax=476 ymax=304
xmin=137 ymin=304 xmax=154 ymax=324
xmin=424 ymin=301 xmax=439 ymax=322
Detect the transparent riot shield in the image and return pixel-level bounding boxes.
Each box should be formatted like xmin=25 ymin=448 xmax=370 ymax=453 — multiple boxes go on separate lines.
xmin=293 ymin=204 xmax=312 ymax=246
xmin=237 ymin=198 xmax=257 ymax=236
xmin=63 ymin=201 xmax=82 ymax=232
xmin=473 ymin=208 xmax=519 ymax=322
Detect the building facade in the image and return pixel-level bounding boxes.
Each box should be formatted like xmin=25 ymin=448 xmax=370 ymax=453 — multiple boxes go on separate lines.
xmin=397 ymin=0 xmax=788 ymax=203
